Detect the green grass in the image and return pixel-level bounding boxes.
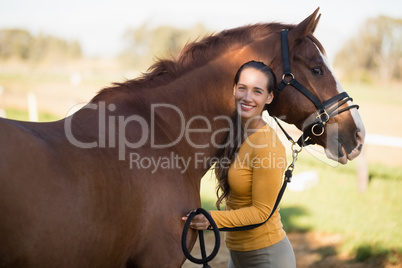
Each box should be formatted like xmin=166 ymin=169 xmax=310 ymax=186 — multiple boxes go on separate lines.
xmin=343 ymin=82 xmax=402 ymax=107
xmin=200 ymin=154 xmax=402 ymax=263
xmin=4 ymin=108 xmax=59 ymax=122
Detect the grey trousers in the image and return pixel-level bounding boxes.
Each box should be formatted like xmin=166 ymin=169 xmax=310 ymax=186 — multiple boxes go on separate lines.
xmin=228 ymin=236 xmax=296 ymax=268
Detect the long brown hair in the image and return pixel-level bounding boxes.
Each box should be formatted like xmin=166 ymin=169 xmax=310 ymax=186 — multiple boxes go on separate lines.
xmin=214 ymin=60 xmax=277 ymax=209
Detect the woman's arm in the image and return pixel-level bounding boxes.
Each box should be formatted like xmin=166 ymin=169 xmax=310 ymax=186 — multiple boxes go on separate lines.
xmin=183 ymin=142 xmax=286 ymax=230
xmin=209 ymin=144 xmax=286 ymax=229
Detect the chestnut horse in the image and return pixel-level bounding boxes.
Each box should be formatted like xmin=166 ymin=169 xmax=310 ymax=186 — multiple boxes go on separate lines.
xmin=0 ymin=8 xmax=364 ymax=267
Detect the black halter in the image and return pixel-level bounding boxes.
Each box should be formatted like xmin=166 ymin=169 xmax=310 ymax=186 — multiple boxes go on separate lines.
xmin=276 ymin=29 xmax=359 ymax=147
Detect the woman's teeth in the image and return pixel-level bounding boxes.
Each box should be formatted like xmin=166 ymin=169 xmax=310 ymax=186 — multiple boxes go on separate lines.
xmin=241 ymin=103 xmax=254 ymax=110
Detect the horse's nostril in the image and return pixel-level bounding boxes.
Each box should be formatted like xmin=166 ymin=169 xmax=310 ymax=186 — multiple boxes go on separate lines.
xmin=357 ymin=144 xmax=363 ymax=152
xmin=355 ymin=128 xmax=366 ymax=145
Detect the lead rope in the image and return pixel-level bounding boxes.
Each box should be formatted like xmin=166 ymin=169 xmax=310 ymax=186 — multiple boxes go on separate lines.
xmin=181 ymin=208 xmax=220 ymax=268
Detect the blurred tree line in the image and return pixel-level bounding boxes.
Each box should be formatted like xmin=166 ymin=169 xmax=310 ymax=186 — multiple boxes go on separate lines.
xmin=0 ymin=29 xmax=82 ymax=63
xmin=1 ymin=15 xmax=400 ymax=84
xmin=118 ymin=23 xmax=210 ymax=70
xmin=334 ymin=16 xmax=402 ymax=83
xmin=121 ymin=16 xmax=401 ymax=84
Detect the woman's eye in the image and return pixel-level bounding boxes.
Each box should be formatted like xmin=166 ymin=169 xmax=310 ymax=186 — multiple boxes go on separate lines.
xmin=311 ymin=67 xmax=324 ymax=76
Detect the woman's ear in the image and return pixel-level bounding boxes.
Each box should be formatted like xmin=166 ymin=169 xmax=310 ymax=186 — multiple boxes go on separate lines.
xmin=265 ymin=91 xmax=274 ymax=105
xmin=233 ymin=85 xmax=237 ymax=96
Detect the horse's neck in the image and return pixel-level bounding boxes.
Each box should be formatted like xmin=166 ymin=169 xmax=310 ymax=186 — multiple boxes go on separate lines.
xmin=69 ymin=42 xmax=273 ymax=175
xmin=146 ymin=60 xmax=236 ymax=159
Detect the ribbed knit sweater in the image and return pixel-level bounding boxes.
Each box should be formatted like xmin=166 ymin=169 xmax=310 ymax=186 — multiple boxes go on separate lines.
xmin=210 ymin=124 xmax=287 ymax=251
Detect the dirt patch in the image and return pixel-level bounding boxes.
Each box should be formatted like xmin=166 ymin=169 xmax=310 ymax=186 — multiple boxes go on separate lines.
xmin=183 ymin=232 xmax=401 ymax=268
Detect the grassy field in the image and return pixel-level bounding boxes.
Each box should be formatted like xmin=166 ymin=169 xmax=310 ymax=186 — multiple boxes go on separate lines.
xmin=4 ymin=107 xmax=59 ymax=122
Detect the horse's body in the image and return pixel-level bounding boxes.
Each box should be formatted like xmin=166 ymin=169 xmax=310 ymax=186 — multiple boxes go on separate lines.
xmin=0 ymin=9 xmax=365 ymax=267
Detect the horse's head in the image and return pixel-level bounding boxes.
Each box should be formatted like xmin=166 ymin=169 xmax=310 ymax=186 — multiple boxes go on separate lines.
xmin=266 ymin=8 xmax=365 ymax=164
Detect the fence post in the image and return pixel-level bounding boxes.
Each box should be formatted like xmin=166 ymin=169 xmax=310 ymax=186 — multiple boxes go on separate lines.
xmin=0 ymin=86 xmax=5 ymax=118
xmin=356 ymin=146 xmax=369 ymax=192
xmin=28 ymin=92 xmax=38 ymax=122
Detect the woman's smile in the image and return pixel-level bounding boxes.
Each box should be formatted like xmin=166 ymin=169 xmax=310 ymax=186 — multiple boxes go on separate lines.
xmin=239 ymin=102 xmax=256 ymax=112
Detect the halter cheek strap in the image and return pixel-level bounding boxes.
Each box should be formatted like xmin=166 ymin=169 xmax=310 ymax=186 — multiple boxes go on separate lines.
xmin=276 ymin=29 xmax=359 ymax=147
xmin=277 ymin=30 xmax=325 ymax=112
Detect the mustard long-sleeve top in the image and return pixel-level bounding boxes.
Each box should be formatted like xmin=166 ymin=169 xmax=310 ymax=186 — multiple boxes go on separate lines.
xmin=210 ymin=124 xmax=287 ymax=251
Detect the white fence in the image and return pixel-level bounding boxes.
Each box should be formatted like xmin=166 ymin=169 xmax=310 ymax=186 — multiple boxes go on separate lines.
xmin=365 ymin=133 xmax=402 ymax=148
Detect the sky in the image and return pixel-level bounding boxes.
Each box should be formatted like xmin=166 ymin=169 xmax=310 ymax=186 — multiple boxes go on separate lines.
xmin=1 ymin=0 xmax=402 ymax=61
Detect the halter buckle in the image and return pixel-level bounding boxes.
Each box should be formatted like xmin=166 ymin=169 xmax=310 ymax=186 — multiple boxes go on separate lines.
xmin=316 ymin=110 xmax=329 ymax=124
xmin=310 ymin=110 xmax=329 ymax=136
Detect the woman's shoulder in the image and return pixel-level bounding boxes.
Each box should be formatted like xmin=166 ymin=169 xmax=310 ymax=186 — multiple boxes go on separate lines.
xmin=242 ymin=124 xmax=287 ymax=169
xmin=245 ymin=124 xmax=286 ymax=154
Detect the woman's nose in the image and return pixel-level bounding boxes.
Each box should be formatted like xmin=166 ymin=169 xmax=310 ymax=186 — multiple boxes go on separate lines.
xmin=243 ymin=91 xmax=252 ymax=102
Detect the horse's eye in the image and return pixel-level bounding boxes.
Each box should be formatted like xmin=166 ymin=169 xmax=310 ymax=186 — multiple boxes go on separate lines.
xmin=311 ymin=67 xmax=324 ymax=76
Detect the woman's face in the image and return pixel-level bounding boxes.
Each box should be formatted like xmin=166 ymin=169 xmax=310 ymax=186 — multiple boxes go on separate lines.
xmin=233 ymin=68 xmax=274 ymax=122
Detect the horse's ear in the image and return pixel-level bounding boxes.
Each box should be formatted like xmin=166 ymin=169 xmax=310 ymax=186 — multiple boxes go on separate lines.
xmin=311 ymin=13 xmax=321 ymax=33
xmin=289 ymin=7 xmax=321 ymax=41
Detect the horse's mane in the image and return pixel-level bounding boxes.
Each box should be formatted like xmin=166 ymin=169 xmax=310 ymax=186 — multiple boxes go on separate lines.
xmin=91 ymin=22 xmax=324 ymax=102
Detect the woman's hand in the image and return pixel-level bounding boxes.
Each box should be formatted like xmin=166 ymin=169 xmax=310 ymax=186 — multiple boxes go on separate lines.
xmin=182 ymin=211 xmax=211 ymax=230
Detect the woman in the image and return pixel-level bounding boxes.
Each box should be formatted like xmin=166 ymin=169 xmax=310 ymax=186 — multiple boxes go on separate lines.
xmin=182 ymin=61 xmax=296 ymax=268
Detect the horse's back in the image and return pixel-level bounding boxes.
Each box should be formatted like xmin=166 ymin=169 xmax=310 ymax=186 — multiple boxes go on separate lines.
xmin=0 ymin=118 xmax=78 ymax=266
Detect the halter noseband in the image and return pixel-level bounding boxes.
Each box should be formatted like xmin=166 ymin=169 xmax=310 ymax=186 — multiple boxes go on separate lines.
xmin=276 ymin=29 xmax=359 ymax=147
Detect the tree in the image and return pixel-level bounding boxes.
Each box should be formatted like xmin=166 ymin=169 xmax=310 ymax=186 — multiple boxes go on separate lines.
xmin=0 ymin=29 xmax=32 ymax=60
xmin=0 ymin=29 xmax=82 ymax=62
xmin=119 ymin=23 xmax=210 ymax=70
xmin=334 ymin=16 xmax=402 ymax=83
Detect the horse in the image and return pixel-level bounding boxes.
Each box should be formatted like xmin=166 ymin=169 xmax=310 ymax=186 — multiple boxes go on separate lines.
xmin=0 ymin=8 xmax=364 ymax=267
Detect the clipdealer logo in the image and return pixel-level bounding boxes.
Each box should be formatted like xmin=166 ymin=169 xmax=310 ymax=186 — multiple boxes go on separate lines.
xmin=64 ymin=102 xmax=340 ymax=169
